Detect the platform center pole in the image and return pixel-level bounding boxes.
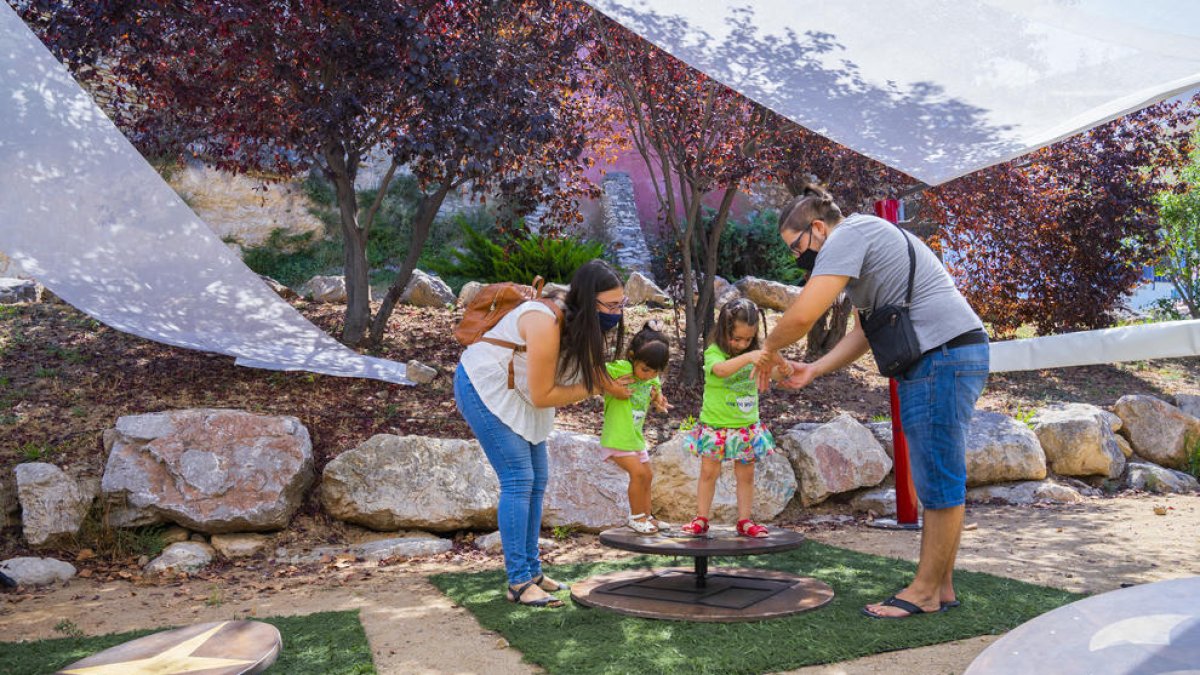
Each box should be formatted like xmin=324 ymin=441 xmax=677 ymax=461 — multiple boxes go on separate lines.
xmin=694 ymin=555 xmax=708 ymax=588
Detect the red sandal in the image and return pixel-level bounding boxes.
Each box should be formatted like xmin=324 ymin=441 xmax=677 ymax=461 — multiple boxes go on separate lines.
xmin=736 ymin=519 xmax=769 ymax=538
xmin=681 ymin=515 xmax=709 ymax=536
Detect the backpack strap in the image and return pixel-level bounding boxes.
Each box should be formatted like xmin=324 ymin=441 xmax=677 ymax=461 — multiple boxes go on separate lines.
xmin=481 ymin=299 xmax=564 ymax=390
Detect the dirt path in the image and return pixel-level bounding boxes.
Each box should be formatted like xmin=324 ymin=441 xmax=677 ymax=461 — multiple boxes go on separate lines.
xmin=2 ymin=494 xmax=1197 ymax=674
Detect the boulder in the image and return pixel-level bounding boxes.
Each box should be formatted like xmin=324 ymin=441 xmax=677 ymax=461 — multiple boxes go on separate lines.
xmin=1175 ymin=394 xmax=1200 ymax=420
xmin=474 ymin=531 xmax=557 ymax=554
xmin=1114 ymin=434 xmax=1134 ymax=459
xmin=966 ymin=480 xmax=1083 ymax=505
xmin=299 ymin=275 xmax=347 ymax=303
xmin=100 ymin=409 xmax=314 ymax=533
xmin=651 ymin=433 xmax=796 ymax=522
xmin=714 ymin=283 xmax=743 ymax=310
xmin=624 ymin=272 xmax=670 ymax=306
xmin=848 ymin=487 xmax=912 ymax=517
xmin=15 ymin=463 xmax=95 ymax=547
xmin=145 ymin=542 xmax=214 ymax=575
xmin=1125 ymin=460 xmax=1200 ymax=494
xmin=320 ymin=435 xmax=498 ymax=532
xmin=1031 ymin=403 xmax=1126 ymax=478
xmin=543 ymin=432 xmax=630 ymax=531
xmin=210 ymin=533 xmax=272 ymax=559
xmin=965 ymin=412 xmax=1047 ymax=486
xmin=544 ymin=282 xmax=571 ymax=297
xmin=0 ymin=557 xmax=76 ymax=586
xmin=734 ymin=276 xmax=801 ymax=312
xmin=457 ymin=281 xmax=484 ymax=307
xmin=260 ymin=275 xmax=299 ymax=301
xmin=357 ymin=537 xmax=452 ymax=561
xmin=865 ymin=421 xmax=894 ymax=459
xmin=405 ymin=360 xmax=439 ymax=385
xmin=161 ymin=526 xmax=191 ymax=544
xmin=1113 ymin=395 xmax=1200 ymax=470
xmin=779 ymin=415 xmax=892 ymax=506
xmin=0 ymin=278 xmax=38 ymax=304
xmin=401 ymin=270 xmax=455 ymax=307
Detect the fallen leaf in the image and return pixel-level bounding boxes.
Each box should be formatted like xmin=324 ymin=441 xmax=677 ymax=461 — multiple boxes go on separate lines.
xmin=963 ymin=522 xmax=978 ymax=531
xmin=1153 ymin=505 xmax=1168 ymax=516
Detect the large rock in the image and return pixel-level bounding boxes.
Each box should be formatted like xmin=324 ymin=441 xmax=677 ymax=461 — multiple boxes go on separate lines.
xmin=543 ymin=432 xmax=630 ymax=531
xmin=624 ymin=272 xmax=670 ymax=306
xmin=457 ymin=281 xmax=484 ymax=307
xmin=210 ymin=533 xmax=272 ymax=559
xmin=734 ymin=276 xmax=801 ymax=312
xmin=966 ymin=412 xmax=1047 ymax=486
xmin=966 ymin=480 xmax=1083 ymax=505
xmin=848 ymin=487 xmax=913 ymax=517
xmin=299 ymin=275 xmax=348 ymax=303
xmin=101 ymin=409 xmax=314 ymax=533
xmin=400 ymin=270 xmax=455 ymax=307
xmin=320 ymin=435 xmax=498 ymax=532
xmin=405 ymin=360 xmax=439 ymax=385
xmin=260 ymin=275 xmax=298 ymax=301
xmin=1125 ymin=460 xmax=1200 ymax=494
xmin=15 ymin=463 xmax=95 ymax=547
xmin=1032 ymin=403 xmax=1126 ymax=478
xmin=145 ymin=542 xmax=215 ymax=575
xmin=714 ymin=281 xmax=743 ymax=311
xmin=0 ymin=557 xmax=76 ymax=586
xmin=779 ymin=415 xmax=892 ymax=506
xmin=474 ymin=531 xmax=557 ymax=554
xmin=1175 ymin=394 xmax=1200 ymax=420
xmin=357 ymin=537 xmax=452 ymax=561
xmin=0 ymin=278 xmax=38 ymax=304
xmin=651 ymin=434 xmax=797 ymax=522
xmin=865 ymin=421 xmax=895 ymax=459
xmin=1113 ymin=395 xmax=1200 ymax=470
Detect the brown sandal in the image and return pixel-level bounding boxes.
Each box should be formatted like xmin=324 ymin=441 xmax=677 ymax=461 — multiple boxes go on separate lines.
xmin=506 ymin=579 xmax=564 ymax=607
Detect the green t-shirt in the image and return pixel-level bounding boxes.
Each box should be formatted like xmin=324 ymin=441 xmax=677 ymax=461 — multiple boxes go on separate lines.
xmin=601 ymin=360 xmax=661 ymax=451
xmin=699 ymin=344 xmax=759 ymax=428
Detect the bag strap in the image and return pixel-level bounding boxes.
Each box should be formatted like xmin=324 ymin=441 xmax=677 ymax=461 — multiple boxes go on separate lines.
xmin=898 ymin=226 xmax=916 ymax=306
xmin=479 ymin=299 xmax=563 ymax=389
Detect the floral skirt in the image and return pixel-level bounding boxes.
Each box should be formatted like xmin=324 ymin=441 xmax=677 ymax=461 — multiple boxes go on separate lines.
xmin=682 ymin=421 xmax=775 ymax=464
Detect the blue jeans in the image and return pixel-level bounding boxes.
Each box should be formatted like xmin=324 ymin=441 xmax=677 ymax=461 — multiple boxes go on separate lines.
xmin=896 ymin=342 xmax=989 ymax=510
xmin=454 ymin=364 xmax=548 ymax=585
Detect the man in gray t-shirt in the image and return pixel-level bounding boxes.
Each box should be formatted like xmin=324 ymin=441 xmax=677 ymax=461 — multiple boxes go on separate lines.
xmin=813 ymin=213 xmax=983 ymax=352
xmin=758 ymin=191 xmax=989 ymax=621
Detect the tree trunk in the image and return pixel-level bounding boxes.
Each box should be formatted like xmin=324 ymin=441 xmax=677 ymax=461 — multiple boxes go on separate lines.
xmin=367 ymin=183 xmax=453 ymax=346
xmin=805 ymin=295 xmax=853 ymax=360
xmin=679 ymin=233 xmax=702 ymax=386
xmin=323 ymin=145 xmax=370 ymax=347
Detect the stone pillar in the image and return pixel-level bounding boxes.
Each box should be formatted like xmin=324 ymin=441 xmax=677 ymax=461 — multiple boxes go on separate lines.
xmin=600 ymin=173 xmax=654 ymax=278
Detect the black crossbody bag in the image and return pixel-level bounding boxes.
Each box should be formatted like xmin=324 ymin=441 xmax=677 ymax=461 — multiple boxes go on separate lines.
xmin=860 ymin=225 xmax=922 ymax=378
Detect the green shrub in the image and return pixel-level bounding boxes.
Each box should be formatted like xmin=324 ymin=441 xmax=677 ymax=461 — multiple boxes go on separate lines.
xmin=432 ymin=219 xmax=605 ymax=286
xmin=717 ymin=209 xmax=805 ymax=285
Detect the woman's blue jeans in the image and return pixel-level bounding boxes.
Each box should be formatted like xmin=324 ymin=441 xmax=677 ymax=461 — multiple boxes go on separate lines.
xmin=454 ymin=364 xmax=548 ymax=586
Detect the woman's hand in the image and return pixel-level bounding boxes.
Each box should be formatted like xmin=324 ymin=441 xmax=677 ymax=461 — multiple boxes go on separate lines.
xmin=600 ymin=374 xmax=635 ymax=400
xmin=777 ymin=360 xmax=819 ymax=390
xmin=651 ymin=386 xmax=672 ymax=413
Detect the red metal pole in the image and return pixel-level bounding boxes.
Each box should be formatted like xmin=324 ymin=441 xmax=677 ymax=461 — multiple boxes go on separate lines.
xmin=875 ymin=199 xmax=919 ymax=526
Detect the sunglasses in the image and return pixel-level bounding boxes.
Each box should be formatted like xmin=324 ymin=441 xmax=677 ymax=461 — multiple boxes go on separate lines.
xmin=787 ymin=223 xmax=815 ymax=257
xmin=597 ymin=297 xmax=629 ymax=312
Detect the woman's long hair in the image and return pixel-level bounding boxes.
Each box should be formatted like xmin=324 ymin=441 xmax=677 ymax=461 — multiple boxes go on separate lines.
xmin=559 ymin=259 xmax=623 ymax=393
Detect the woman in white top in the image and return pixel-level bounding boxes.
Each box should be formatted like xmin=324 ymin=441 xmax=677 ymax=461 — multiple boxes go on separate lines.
xmin=455 ymin=259 xmax=632 ymax=607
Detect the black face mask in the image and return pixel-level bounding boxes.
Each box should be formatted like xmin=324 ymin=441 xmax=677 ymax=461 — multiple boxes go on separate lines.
xmin=795 ymin=249 xmax=818 ymax=286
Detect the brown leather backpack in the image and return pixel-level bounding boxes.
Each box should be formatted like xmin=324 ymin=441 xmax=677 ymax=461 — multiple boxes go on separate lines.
xmin=454 ymin=276 xmax=563 ymax=389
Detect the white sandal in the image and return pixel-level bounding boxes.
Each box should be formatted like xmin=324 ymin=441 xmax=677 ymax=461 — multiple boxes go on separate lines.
xmin=627 ymin=513 xmax=659 ymax=534
xmin=650 ymin=515 xmax=672 ymax=532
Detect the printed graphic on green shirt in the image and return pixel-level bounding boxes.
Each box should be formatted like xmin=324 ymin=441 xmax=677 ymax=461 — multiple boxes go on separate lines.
xmin=700 ymin=344 xmax=760 ymax=428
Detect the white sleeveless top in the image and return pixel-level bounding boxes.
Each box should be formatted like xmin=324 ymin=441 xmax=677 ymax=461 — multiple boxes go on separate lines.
xmin=459 ymin=301 xmax=564 ymax=443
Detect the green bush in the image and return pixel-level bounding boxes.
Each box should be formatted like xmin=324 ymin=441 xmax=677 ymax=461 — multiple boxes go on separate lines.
xmin=717 ymin=209 xmax=805 ymax=285
xmin=432 ymin=219 xmax=605 ymax=285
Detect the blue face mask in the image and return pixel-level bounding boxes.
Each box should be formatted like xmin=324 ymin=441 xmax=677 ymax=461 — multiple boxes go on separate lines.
xmin=598 ymin=311 xmax=622 ymax=331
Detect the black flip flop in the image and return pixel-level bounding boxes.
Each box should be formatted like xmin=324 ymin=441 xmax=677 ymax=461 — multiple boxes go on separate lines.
xmin=862 ymin=595 xmax=939 ymax=619
xmin=507 ymin=579 xmax=564 ymax=608
xmin=941 ymin=599 xmax=961 ymax=611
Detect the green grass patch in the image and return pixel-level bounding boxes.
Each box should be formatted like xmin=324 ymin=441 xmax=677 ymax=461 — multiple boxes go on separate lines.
xmin=430 ymin=541 xmax=1081 ymax=675
xmin=0 ymin=610 xmax=374 ymax=674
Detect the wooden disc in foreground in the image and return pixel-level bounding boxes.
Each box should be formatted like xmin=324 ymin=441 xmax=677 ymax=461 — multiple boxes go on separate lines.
xmin=56 ymin=620 xmax=281 ymax=675
xmin=572 ymin=566 xmax=834 ymax=622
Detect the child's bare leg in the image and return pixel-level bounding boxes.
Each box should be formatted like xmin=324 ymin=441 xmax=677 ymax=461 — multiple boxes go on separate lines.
xmin=697 ymin=457 xmax=722 ymax=518
xmin=610 ymin=455 xmax=653 ymax=517
xmin=733 ymin=460 xmax=756 ymax=521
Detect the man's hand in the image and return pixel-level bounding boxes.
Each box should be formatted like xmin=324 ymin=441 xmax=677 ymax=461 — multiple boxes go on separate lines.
xmin=777 ymin=361 xmax=819 ymax=390
xmin=754 ymin=350 xmax=786 ymax=392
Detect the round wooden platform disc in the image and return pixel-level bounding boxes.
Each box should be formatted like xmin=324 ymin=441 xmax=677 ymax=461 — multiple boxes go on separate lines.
xmin=598 ymin=526 xmax=807 ymax=557
xmin=965 ymin=576 xmax=1200 ymax=675
xmin=56 ymin=620 xmax=281 ymax=675
xmin=571 ymin=566 xmax=834 ymax=622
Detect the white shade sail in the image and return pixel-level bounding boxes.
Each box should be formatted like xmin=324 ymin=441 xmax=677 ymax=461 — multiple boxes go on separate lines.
xmin=585 ymin=0 xmax=1200 ymax=186
xmin=0 ymin=4 xmax=411 ymax=385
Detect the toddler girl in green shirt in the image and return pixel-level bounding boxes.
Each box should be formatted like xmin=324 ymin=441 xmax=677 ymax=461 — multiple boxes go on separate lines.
xmin=602 ymin=321 xmax=673 ymax=534
xmin=681 ymin=299 xmax=792 ymax=538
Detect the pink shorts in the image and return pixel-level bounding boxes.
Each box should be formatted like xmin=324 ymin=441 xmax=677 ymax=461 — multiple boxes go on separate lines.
xmin=601 ymin=447 xmax=650 ymax=463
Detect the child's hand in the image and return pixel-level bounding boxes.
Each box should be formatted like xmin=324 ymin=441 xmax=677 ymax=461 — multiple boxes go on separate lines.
xmin=778 ymin=361 xmax=819 ymax=390
xmin=651 ymin=387 xmax=672 ymax=413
